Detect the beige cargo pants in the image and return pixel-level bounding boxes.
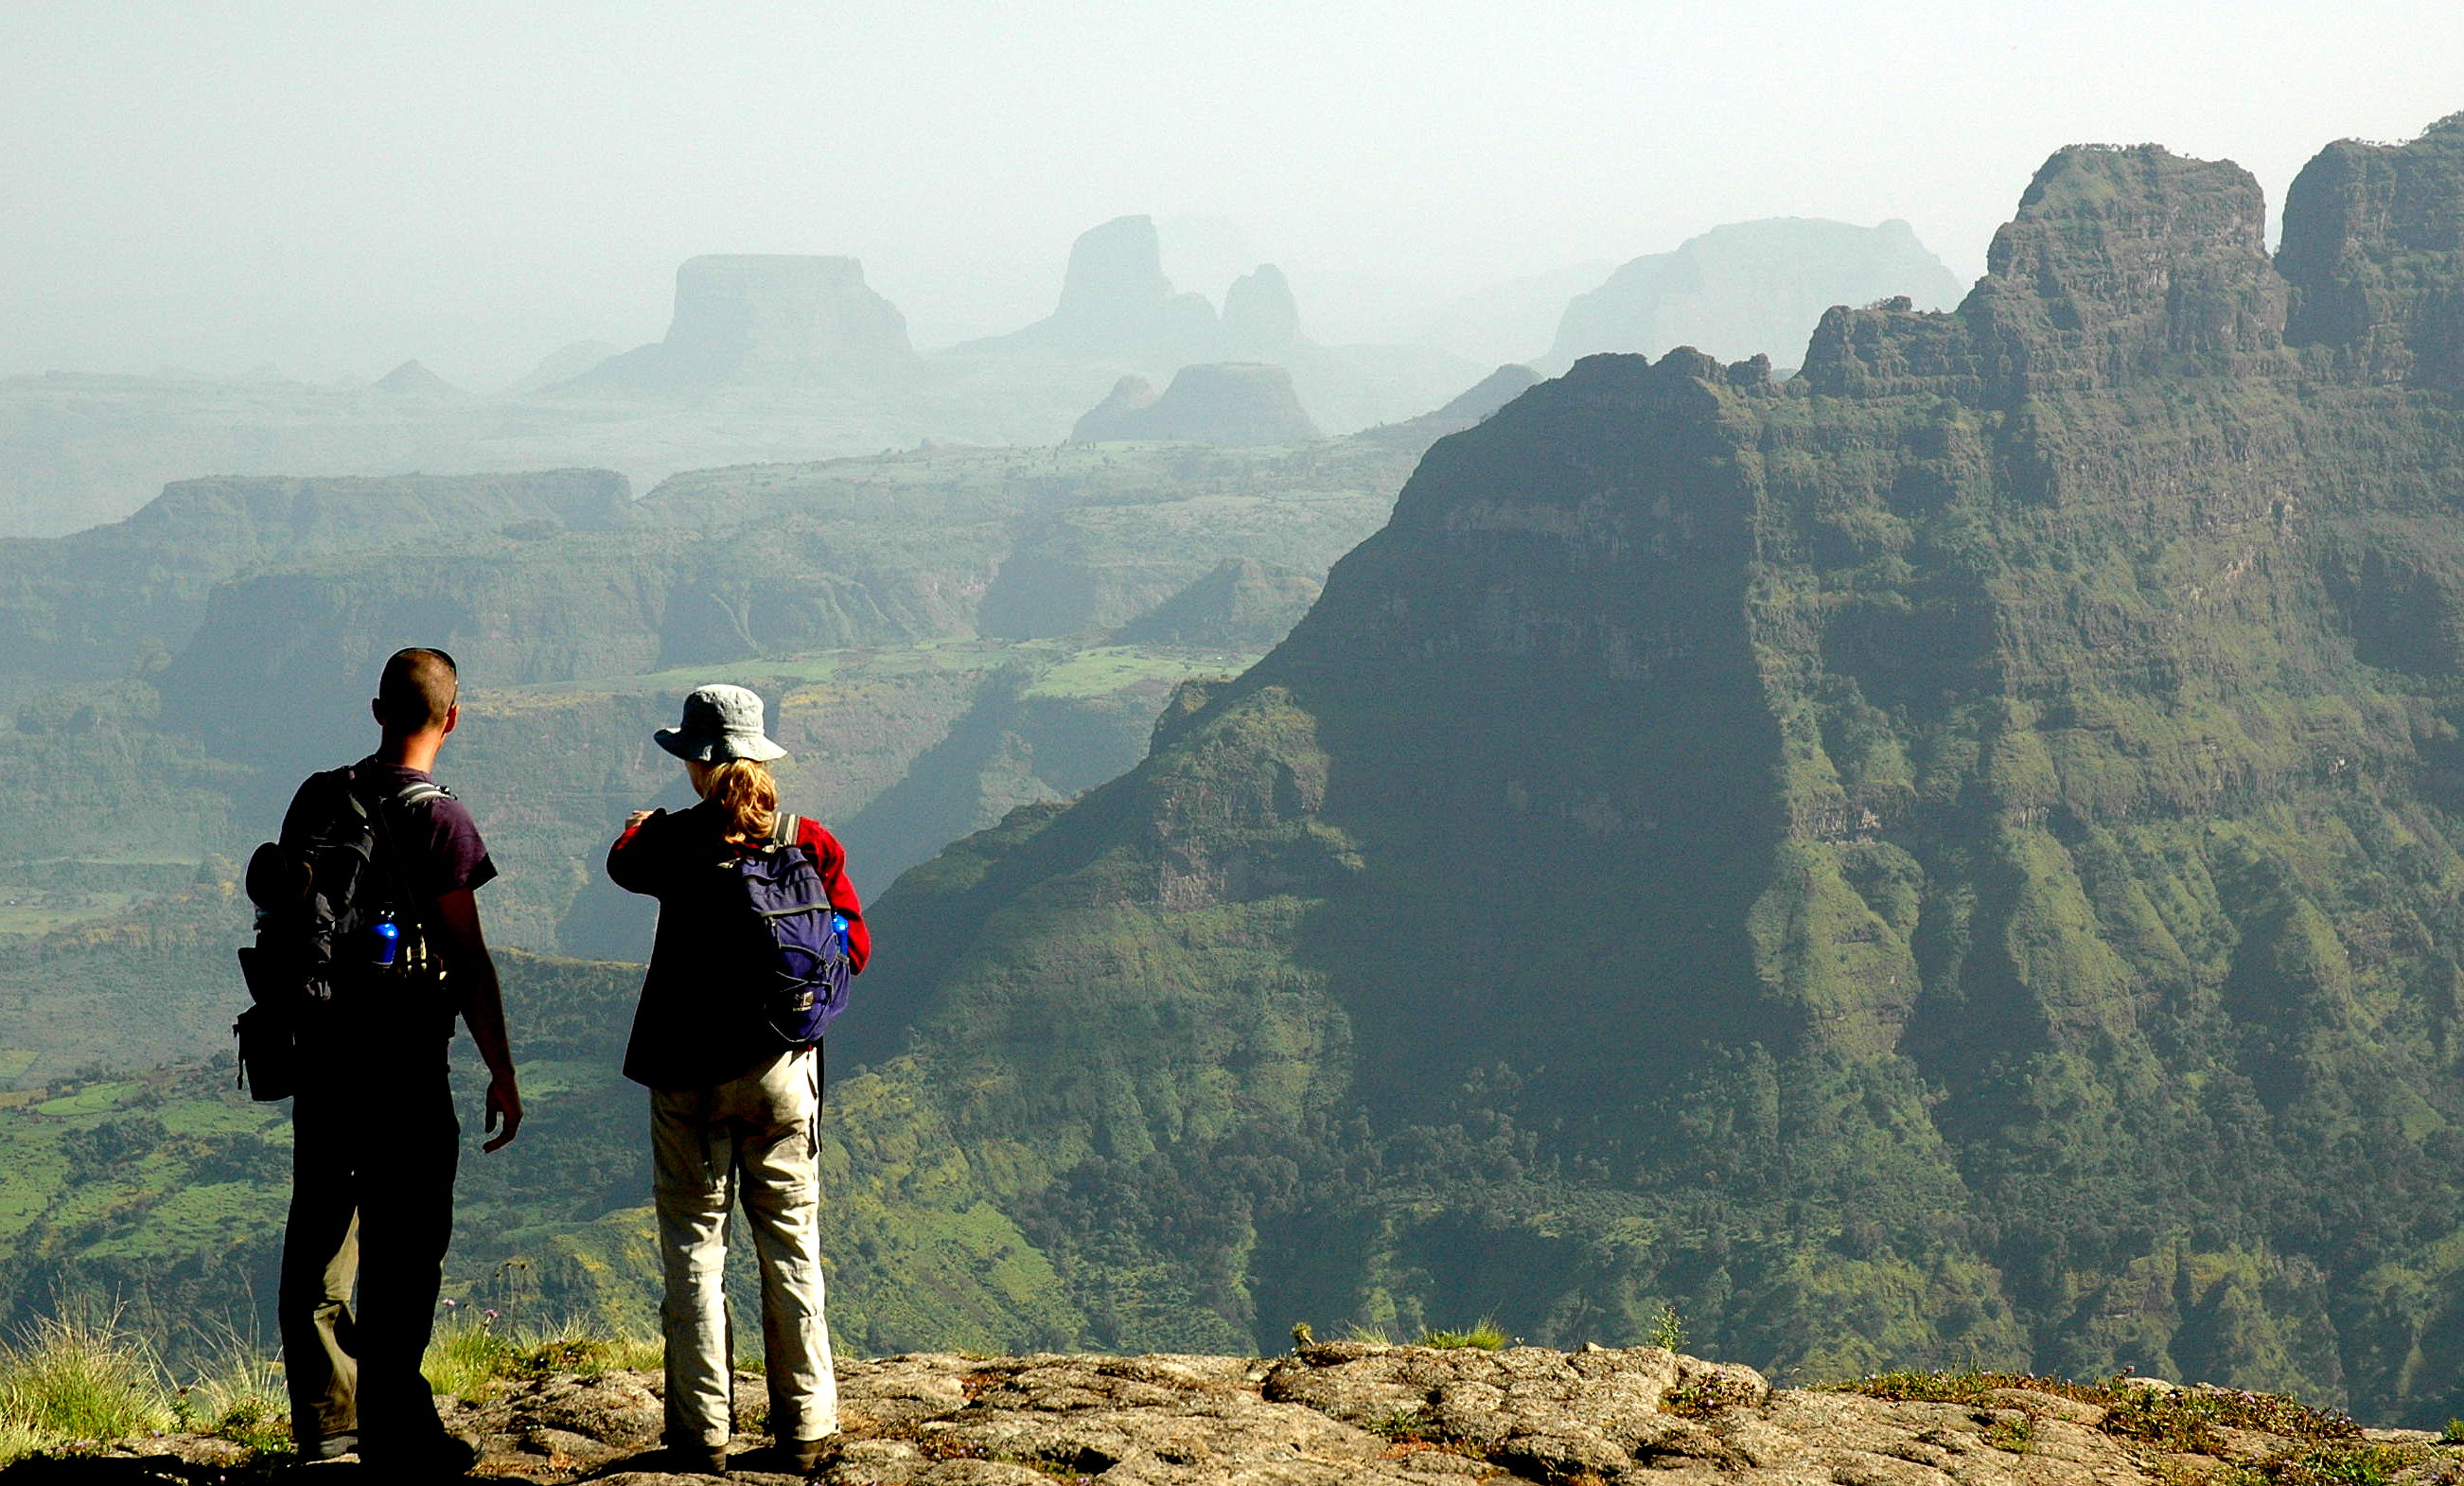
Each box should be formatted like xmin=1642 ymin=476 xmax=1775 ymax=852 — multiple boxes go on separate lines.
xmin=650 ymin=1047 xmax=838 ymax=1446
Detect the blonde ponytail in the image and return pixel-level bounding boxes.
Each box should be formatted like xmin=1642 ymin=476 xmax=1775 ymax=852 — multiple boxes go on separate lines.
xmin=705 ymin=758 xmax=779 ymax=845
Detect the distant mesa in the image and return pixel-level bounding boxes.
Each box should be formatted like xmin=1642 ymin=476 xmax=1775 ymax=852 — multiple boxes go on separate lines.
xmin=562 ymin=255 xmax=915 ymax=392
xmin=372 ymin=359 xmax=463 ymax=398
xmin=1069 ymin=363 xmax=1322 ymax=445
xmin=1115 ymin=556 xmax=1324 ymax=649
xmin=1546 ymin=218 xmax=1964 ymax=370
xmin=506 ymin=340 xmax=624 ymax=395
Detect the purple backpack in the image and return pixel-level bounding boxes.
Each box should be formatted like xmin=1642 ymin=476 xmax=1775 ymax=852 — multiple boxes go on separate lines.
xmin=736 ymin=813 xmax=854 ymax=1046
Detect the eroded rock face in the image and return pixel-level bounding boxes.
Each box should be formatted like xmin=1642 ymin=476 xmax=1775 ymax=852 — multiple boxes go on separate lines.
xmin=2280 ymin=112 xmax=2464 ymax=389
xmin=13 ymin=1345 xmax=2441 ymax=1486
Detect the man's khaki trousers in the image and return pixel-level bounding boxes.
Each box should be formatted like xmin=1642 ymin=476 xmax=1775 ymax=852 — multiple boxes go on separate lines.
xmin=651 ymin=1047 xmax=838 ymax=1447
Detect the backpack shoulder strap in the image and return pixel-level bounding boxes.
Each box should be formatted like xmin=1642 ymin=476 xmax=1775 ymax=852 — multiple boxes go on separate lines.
xmin=771 ymin=812 xmax=802 ymax=849
xmin=359 ymin=774 xmax=453 ymax=927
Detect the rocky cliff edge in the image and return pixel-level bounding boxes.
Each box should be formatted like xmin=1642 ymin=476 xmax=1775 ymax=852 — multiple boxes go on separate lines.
xmin=9 ymin=1344 xmax=2450 ymax=1486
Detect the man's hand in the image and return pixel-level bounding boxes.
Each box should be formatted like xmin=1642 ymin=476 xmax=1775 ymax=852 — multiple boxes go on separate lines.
xmin=483 ymin=1070 xmax=523 ymax=1153
xmin=434 ymin=888 xmax=521 ymax=1155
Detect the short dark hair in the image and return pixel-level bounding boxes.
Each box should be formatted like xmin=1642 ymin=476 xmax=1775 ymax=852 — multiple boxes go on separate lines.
xmin=376 ymin=647 xmax=460 ymax=732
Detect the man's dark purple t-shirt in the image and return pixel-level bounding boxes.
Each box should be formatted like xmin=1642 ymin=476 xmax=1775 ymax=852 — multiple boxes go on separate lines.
xmin=276 ymin=757 xmax=495 ymax=1053
xmin=279 ymin=758 xmax=497 ymax=903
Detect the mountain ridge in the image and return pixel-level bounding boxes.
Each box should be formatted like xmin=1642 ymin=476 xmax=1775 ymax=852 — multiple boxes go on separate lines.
xmin=825 ymin=116 xmax=2464 ymax=1418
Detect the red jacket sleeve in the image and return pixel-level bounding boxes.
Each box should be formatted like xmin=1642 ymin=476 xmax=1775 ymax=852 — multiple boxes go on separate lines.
xmin=799 ymin=818 xmax=871 ymax=973
xmin=607 ymin=809 xmax=675 ymax=895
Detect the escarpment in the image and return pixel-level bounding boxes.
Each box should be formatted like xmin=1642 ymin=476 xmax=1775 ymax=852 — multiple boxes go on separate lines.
xmin=834 ymin=117 xmax=2464 ymax=1420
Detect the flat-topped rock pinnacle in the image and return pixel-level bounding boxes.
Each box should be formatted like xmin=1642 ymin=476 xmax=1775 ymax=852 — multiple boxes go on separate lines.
xmin=566 ymin=254 xmax=914 ymax=391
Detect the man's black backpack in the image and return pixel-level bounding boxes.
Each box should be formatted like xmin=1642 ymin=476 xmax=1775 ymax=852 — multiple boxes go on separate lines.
xmin=234 ymin=767 xmax=452 ymax=1099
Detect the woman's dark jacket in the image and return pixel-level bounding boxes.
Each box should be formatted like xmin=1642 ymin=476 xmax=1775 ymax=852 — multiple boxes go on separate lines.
xmin=607 ymin=800 xmax=870 ymax=1090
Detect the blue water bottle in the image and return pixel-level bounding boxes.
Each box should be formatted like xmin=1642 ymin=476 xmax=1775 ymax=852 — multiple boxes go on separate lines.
xmin=830 ymin=911 xmax=851 ymax=955
xmin=370 ymin=910 xmax=400 ymax=967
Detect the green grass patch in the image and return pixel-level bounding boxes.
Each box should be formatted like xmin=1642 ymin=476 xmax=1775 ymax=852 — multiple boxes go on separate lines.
xmin=1830 ymin=1369 xmax=2362 ymax=1456
xmin=0 ymin=894 xmax=142 ymax=936
xmin=423 ymin=1315 xmax=661 ymax=1404
xmin=170 ymin=1343 xmax=289 ymax=1455
xmin=2258 ymin=1445 xmax=2423 ymax=1486
xmin=1415 ymin=1321 xmax=1508 ymax=1351
xmin=0 ymin=1309 xmax=172 ymax=1461
xmin=33 ymin=1082 xmax=139 ymax=1117
xmin=1023 ymin=646 xmax=1250 ymax=699
xmin=1665 ymin=1371 xmax=1764 ymax=1419
xmin=1980 ymin=1412 xmax=2037 ymax=1454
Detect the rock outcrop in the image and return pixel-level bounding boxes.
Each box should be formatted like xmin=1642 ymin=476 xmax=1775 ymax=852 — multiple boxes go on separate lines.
xmin=1546 ymin=217 xmax=1963 ymax=369
xmin=12 ymin=1346 xmax=2444 ymax=1486
xmin=2280 ymin=112 xmax=2464 ymax=389
xmin=1068 ymin=362 xmax=1320 ymax=444
xmin=567 ymin=256 xmax=915 ymax=390
xmin=1220 ymin=263 xmax=1304 ymax=360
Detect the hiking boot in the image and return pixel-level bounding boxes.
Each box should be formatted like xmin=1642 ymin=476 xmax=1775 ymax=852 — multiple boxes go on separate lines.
xmin=640 ymin=1442 xmax=731 ymax=1476
xmin=787 ymin=1436 xmax=832 ymax=1472
xmin=301 ymin=1430 xmax=358 ymax=1461
xmin=360 ymin=1430 xmax=481 ymax=1477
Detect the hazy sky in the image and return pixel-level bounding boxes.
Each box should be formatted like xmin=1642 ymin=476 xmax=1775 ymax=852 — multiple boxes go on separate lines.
xmin=9 ymin=1 xmax=2462 ymax=386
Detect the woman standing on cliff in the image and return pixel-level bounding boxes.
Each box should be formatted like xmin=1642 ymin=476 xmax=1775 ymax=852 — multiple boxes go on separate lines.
xmin=607 ymin=683 xmax=871 ymax=1476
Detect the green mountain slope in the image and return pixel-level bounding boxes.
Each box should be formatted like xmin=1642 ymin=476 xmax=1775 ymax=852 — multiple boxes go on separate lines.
xmin=817 ymin=118 xmax=2464 ymax=1418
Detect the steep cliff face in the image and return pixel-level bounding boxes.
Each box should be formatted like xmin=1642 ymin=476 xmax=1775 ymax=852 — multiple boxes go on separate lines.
xmin=0 ymin=469 xmax=630 ymax=688
xmin=570 ymin=255 xmax=915 ymax=389
xmin=2280 ymin=114 xmax=2464 ymax=390
xmin=839 ymin=120 xmax=2464 ymax=1414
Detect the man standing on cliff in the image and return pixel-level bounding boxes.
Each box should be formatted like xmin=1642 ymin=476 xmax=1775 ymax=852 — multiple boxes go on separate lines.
xmin=276 ymin=647 xmax=522 ymax=1476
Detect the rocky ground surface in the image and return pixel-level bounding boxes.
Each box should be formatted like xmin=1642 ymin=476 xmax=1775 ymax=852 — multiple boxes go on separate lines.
xmin=5 ymin=1343 xmax=2454 ymax=1486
